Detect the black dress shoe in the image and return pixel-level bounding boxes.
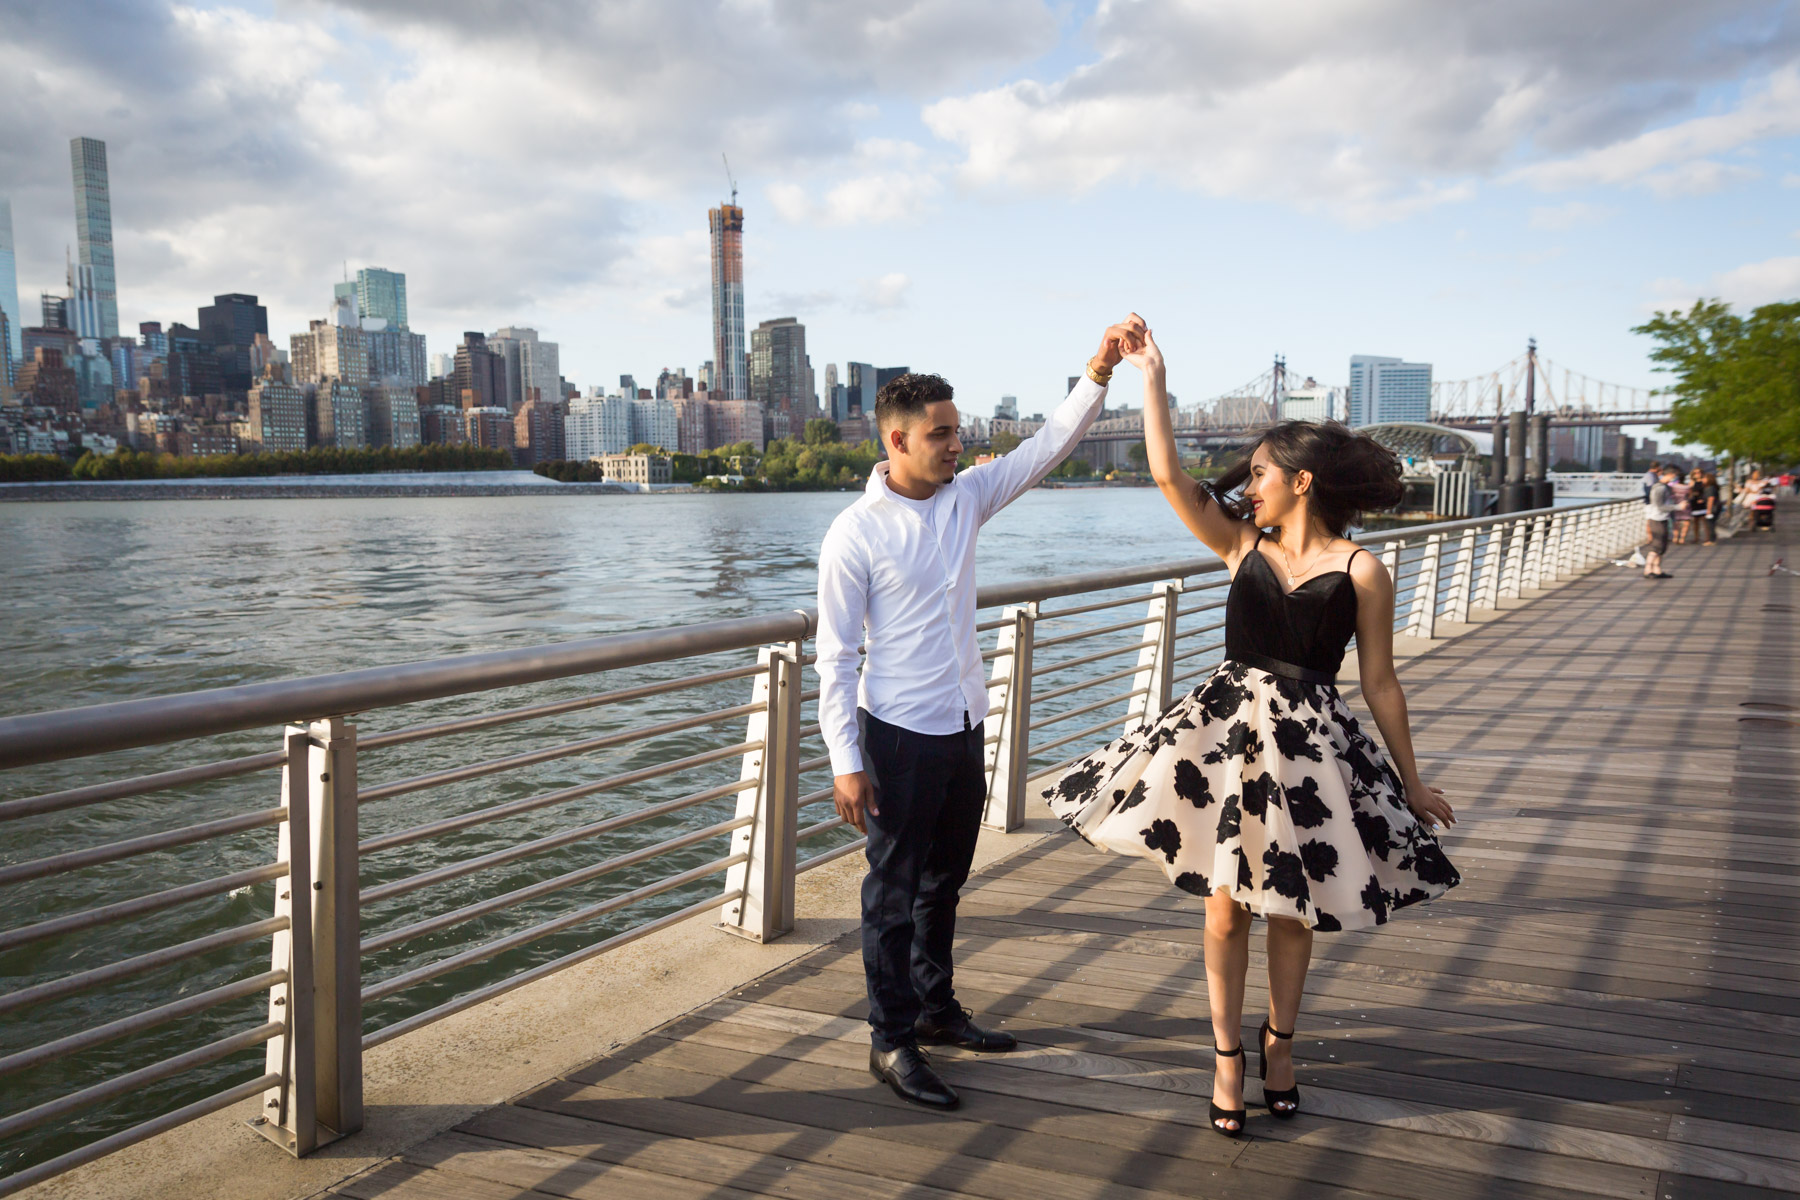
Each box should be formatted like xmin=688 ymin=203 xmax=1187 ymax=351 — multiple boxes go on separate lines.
xmin=914 ymin=1006 xmax=1018 ymax=1052
xmin=870 ymin=1044 xmax=959 ymax=1109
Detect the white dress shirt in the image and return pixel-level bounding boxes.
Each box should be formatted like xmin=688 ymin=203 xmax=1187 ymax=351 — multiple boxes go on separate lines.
xmin=816 ymin=376 xmax=1108 ymax=776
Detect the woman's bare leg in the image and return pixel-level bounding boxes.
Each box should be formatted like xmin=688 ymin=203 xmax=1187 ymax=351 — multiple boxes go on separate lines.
xmin=1205 ymin=890 xmax=1252 ymax=1129
xmin=1263 ymin=915 xmax=1314 ymax=1099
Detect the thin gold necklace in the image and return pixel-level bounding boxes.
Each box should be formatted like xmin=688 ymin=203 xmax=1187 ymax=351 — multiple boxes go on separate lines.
xmin=1274 ymin=534 xmax=1333 ymax=586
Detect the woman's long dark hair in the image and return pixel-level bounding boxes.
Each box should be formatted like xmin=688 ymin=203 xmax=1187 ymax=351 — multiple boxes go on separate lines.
xmin=1204 ymin=420 xmax=1405 ymax=536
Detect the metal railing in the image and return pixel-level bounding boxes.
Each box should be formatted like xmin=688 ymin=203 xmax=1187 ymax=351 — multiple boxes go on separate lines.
xmin=0 ymin=498 xmax=1646 ymax=1192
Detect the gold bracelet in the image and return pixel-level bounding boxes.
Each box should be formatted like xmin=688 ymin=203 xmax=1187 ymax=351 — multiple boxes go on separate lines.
xmin=1086 ymin=360 xmax=1113 ymax=387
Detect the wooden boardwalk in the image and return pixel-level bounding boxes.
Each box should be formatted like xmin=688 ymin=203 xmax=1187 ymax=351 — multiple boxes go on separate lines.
xmin=330 ymin=521 xmax=1800 ymax=1200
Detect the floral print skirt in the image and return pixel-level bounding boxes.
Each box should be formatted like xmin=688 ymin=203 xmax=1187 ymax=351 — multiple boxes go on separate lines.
xmin=1042 ymin=660 xmax=1459 ymax=931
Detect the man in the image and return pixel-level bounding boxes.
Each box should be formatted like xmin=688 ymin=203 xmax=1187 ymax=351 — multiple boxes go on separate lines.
xmin=816 ymin=317 xmax=1143 ymax=1109
xmin=1644 ymin=464 xmax=1679 ymax=578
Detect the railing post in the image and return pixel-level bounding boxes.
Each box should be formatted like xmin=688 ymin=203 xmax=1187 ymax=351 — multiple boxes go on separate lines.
xmin=1499 ymin=519 xmax=1525 ymax=599
xmin=1475 ymin=523 xmax=1504 ymax=611
xmin=983 ymin=602 xmax=1036 ymax=831
xmin=722 ymin=644 xmax=799 ymax=942
xmin=1545 ymin=512 xmax=1567 ymax=581
xmin=1407 ymin=534 xmax=1443 ymax=639
xmin=258 ymin=730 xmax=316 ymax=1155
xmin=257 ymin=718 xmax=361 ymax=1154
xmin=1446 ymin=528 xmax=1477 ymax=625
xmin=1128 ymin=579 xmax=1182 ymax=727
xmin=1518 ymin=515 xmax=1541 ymax=591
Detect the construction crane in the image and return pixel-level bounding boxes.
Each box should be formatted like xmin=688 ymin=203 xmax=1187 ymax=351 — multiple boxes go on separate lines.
xmin=721 ymin=153 xmax=737 ymax=206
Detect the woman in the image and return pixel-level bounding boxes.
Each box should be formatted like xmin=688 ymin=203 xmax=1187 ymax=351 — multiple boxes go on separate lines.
xmin=1670 ymin=473 xmax=1693 ymax=544
xmin=1043 ymin=323 xmax=1459 ymax=1138
xmin=1741 ymin=468 xmax=1777 ymax=531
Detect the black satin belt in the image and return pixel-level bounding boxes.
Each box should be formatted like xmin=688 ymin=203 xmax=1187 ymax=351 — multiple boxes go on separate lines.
xmin=1227 ymin=651 xmax=1337 ymax=688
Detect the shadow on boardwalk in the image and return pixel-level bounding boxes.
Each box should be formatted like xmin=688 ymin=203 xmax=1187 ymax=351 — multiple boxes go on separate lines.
xmin=326 ymin=523 xmax=1800 ymax=1200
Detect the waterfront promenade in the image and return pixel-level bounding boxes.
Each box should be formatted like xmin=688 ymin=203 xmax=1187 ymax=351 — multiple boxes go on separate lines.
xmin=318 ymin=522 xmax=1800 ymax=1200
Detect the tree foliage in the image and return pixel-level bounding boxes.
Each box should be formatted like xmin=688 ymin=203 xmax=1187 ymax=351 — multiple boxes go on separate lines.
xmin=0 ymin=454 xmax=73 ymax=482
xmin=1635 ymin=298 xmax=1800 ymax=463
xmin=803 ymin=419 xmax=841 ymax=446
xmin=989 ymin=430 xmax=1022 ymax=456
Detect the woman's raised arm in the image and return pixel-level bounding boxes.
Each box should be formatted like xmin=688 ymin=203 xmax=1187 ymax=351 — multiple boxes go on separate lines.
xmin=1126 ymin=327 xmax=1254 ymax=563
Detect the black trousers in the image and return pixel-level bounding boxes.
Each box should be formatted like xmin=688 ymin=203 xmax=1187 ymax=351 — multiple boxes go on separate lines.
xmin=857 ymin=708 xmax=987 ymax=1052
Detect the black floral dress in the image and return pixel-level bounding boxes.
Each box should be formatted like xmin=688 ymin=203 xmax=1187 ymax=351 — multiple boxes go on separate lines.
xmin=1043 ymin=539 xmax=1459 ymax=931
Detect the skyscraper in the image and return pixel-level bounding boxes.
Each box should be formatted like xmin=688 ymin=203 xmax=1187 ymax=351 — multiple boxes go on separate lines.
xmin=356 ymin=267 xmax=408 ymax=330
xmin=709 ymin=201 xmax=746 ymax=401
xmin=70 ymin=137 xmax=118 ymax=338
xmin=750 ymin=316 xmax=809 ymax=419
xmin=846 ymin=363 xmax=876 ymax=416
xmin=198 ymin=293 xmax=268 ymax=392
xmin=489 ymin=326 xmax=559 ymax=410
xmin=1347 ymin=355 xmax=1432 ymax=426
xmin=0 ymin=198 xmax=20 ymax=364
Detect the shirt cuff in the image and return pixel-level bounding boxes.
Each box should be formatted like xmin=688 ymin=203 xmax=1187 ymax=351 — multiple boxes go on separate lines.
xmin=829 ymin=745 xmax=865 ymax=777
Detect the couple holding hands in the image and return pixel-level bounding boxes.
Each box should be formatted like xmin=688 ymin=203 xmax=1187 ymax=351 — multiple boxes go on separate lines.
xmin=816 ymin=316 xmax=1459 ymax=1137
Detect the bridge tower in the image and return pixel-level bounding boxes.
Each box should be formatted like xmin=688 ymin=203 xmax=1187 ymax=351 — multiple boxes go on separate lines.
xmin=1271 ymin=354 xmax=1285 ymax=423
xmin=1524 ymin=337 xmax=1538 ymax=418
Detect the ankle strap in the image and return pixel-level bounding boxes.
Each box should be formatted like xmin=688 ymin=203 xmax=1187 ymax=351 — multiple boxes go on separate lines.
xmin=1266 ymin=1026 xmax=1294 ymax=1040
xmin=1214 ymin=1044 xmax=1243 ymax=1057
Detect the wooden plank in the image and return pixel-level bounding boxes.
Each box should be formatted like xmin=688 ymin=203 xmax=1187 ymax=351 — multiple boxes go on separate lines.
xmin=621 ymin=1022 xmax=1657 ymax=1199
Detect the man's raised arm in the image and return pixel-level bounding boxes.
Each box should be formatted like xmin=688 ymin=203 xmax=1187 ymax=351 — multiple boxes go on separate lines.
xmin=962 ymin=317 xmax=1143 ymax=522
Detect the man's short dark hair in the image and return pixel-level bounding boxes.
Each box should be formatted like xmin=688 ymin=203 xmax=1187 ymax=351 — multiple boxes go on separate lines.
xmin=875 ymin=373 xmax=954 ymax=432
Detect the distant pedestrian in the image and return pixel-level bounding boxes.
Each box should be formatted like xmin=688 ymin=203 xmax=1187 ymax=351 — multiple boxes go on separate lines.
xmin=1670 ymin=473 xmax=1694 ymax=544
xmin=1741 ymin=468 xmax=1777 ymax=531
xmin=1692 ymin=471 xmax=1720 ymax=546
xmin=1643 ymin=465 xmax=1679 ymax=578
xmin=1642 ymin=461 xmax=1661 ymax=501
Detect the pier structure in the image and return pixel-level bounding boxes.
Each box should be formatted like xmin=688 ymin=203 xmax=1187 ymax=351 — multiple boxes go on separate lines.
xmin=3 ymin=498 xmax=1795 ymax=1199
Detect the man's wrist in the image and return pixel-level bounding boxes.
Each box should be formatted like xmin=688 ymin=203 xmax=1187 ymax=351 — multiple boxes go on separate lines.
xmin=1086 ymin=357 xmax=1114 ymax=386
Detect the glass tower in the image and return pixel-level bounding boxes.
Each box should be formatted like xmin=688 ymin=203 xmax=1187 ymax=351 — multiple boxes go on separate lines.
xmin=709 ymin=203 xmax=746 ymax=402
xmin=0 ymin=198 xmax=19 ymax=364
xmin=70 ymin=137 xmax=118 ymax=339
xmin=356 ymin=267 xmax=408 ymax=329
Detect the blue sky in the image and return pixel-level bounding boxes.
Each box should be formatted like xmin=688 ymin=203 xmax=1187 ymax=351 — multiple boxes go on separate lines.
xmin=3 ymin=0 xmax=1798 ymax=428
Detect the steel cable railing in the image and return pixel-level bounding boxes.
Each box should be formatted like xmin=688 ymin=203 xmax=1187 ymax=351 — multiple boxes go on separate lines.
xmin=0 ymin=498 xmax=1643 ymax=1193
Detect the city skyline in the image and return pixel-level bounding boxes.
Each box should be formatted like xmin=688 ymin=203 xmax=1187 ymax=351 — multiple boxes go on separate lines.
xmin=2 ymin=3 xmax=1798 ymax=412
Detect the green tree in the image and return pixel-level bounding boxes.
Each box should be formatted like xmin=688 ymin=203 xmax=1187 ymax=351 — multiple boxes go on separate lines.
xmin=1634 ymin=298 xmax=1800 ymax=462
xmin=990 ymin=430 xmax=1022 ymax=456
xmin=1127 ymin=441 xmax=1148 ymax=467
xmin=804 ymin=418 xmax=841 ymax=446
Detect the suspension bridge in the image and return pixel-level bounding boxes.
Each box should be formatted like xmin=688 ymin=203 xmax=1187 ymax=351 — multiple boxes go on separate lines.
xmin=993 ymin=343 xmax=1671 ymax=444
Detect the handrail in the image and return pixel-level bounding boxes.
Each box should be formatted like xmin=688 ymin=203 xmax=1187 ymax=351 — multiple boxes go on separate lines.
xmin=0 ymin=502 xmax=1612 ymax=770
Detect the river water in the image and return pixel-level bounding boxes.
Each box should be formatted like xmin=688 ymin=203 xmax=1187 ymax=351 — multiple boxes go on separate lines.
xmin=0 ymin=486 xmax=1212 ymax=1176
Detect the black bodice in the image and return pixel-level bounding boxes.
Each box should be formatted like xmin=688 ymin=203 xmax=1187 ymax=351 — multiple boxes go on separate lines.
xmin=1223 ymin=544 xmax=1361 ymax=681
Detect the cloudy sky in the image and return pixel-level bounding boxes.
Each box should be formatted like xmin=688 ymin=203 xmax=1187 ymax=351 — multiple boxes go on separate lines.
xmin=2 ymin=0 xmax=1797 ymax=418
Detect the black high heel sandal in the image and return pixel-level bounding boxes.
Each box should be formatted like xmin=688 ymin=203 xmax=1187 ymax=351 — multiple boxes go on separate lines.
xmin=1258 ymin=1020 xmax=1300 ymax=1118
xmin=1210 ymin=1044 xmax=1247 ymax=1137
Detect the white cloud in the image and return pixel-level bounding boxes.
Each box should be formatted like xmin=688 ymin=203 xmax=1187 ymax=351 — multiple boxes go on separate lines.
xmin=1713 ymin=254 xmax=1800 ymax=305
xmin=767 ymin=140 xmax=942 ymax=226
xmin=923 ymin=0 xmax=1800 ymax=222
xmin=855 ymin=272 xmax=911 ymax=312
xmin=0 ymin=0 xmax=1053 ymax=350
xmin=1512 ymin=64 xmax=1800 ymax=193
xmin=1527 ymin=201 xmax=1617 ymax=231
xmin=1646 ymin=254 xmax=1800 ymax=311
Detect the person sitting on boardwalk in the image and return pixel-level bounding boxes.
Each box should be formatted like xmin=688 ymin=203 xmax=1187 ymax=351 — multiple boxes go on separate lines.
xmin=815 ymin=318 xmax=1142 ymax=1110
xmin=1042 ymin=319 xmax=1460 ymax=1138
